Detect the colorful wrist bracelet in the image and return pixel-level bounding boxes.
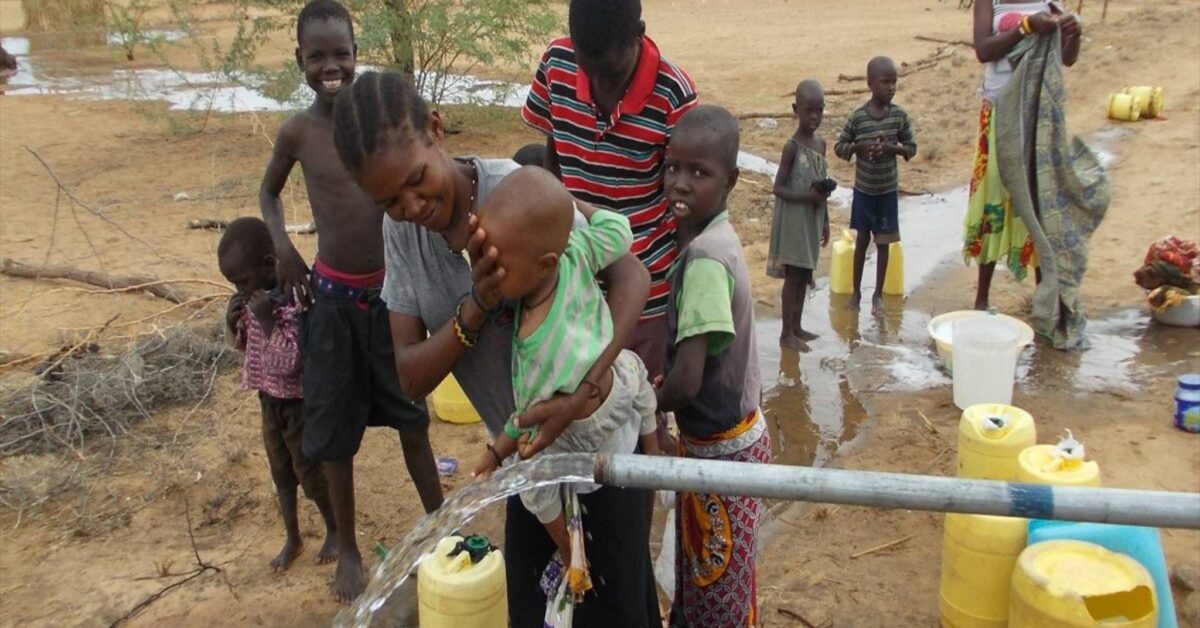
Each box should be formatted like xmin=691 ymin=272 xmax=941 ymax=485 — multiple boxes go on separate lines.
xmin=453 ymin=301 xmax=480 ymax=348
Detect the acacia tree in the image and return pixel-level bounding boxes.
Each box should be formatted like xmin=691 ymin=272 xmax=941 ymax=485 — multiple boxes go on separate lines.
xmin=181 ymin=0 xmax=559 ymax=108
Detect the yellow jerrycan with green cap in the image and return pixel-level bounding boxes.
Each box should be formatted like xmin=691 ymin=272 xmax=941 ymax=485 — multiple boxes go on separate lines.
xmin=956 ymin=403 xmax=1037 ymax=481
xmin=1009 ymin=540 xmax=1157 ymax=627
xmin=418 ymin=535 xmax=507 ymax=627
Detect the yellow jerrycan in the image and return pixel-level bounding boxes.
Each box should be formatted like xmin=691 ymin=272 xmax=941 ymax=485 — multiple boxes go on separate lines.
xmin=830 ymin=230 xmax=855 ymax=295
xmin=1108 ymin=93 xmax=1142 ymax=122
xmin=430 ymin=374 xmax=482 ymax=424
xmin=418 ymin=535 xmax=507 ymax=628
xmin=939 ymin=512 xmax=1029 ymax=628
xmin=1009 ymin=540 xmax=1157 ymax=627
xmin=883 ymin=242 xmax=904 ymax=296
xmin=1017 ymin=431 xmax=1101 ymax=488
xmin=1124 ymin=86 xmax=1164 ymax=119
xmin=957 ymin=403 xmax=1037 ymax=481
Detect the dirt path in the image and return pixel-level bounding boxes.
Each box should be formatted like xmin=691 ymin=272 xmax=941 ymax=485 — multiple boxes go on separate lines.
xmin=1 ymin=0 xmax=1198 ymax=626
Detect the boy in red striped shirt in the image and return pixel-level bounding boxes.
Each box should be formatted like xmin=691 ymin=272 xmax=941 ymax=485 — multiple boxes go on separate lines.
xmin=522 ymin=0 xmax=697 ymax=378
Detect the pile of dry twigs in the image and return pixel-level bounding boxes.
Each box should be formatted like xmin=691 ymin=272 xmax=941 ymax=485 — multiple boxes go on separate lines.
xmin=0 ymin=323 xmax=237 ymax=458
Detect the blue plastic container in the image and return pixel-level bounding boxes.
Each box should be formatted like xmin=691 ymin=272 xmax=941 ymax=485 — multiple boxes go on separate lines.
xmin=1175 ymin=374 xmax=1200 ymax=433
xmin=1027 ymin=520 xmax=1176 ymax=628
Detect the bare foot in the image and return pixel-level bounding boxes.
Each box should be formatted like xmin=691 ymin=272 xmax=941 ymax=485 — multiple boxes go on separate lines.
xmin=271 ymin=538 xmax=303 ymax=573
xmin=871 ymin=294 xmax=884 ymax=314
xmin=332 ymin=551 xmax=367 ymax=603
xmin=848 ymin=294 xmax=862 ymax=311
xmin=780 ymin=334 xmax=805 ymax=351
xmin=317 ymin=532 xmax=338 ymax=565
xmin=796 ymin=329 xmax=819 ymax=342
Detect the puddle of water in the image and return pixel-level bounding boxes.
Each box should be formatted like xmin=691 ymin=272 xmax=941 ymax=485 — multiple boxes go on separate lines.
xmin=1020 ymin=308 xmax=1198 ymax=396
xmin=104 ymin=29 xmax=187 ymax=47
xmin=759 ymin=312 xmax=867 ymax=469
xmin=1 ymin=36 xmax=531 ymax=111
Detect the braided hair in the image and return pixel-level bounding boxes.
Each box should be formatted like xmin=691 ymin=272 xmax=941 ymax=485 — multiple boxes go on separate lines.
xmin=332 ymin=71 xmax=429 ymax=176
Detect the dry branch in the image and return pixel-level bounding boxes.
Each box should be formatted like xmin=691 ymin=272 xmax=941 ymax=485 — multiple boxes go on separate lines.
xmin=737 ymin=112 xmax=793 ymax=121
xmin=777 ymin=608 xmax=825 ymax=628
xmin=1 ymin=258 xmax=187 ymax=304
xmin=186 ymin=219 xmax=316 ymax=235
xmin=186 ymin=219 xmax=229 ymax=231
xmin=850 ymin=534 xmax=914 ymax=559
xmin=915 ymin=35 xmax=973 ymax=47
xmin=109 ymin=500 xmax=222 ymax=627
xmin=25 ymin=147 xmax=163 ymax=259
xmin=838 ymin=45 xmax=955 ymax=82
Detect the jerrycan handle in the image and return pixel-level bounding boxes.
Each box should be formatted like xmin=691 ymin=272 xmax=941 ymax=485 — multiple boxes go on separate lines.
xmin=448 ymin=534 xmax=497 ymax=564
xmin=1052 ymin=429 xmax=1086 ymax=461
xmin=840 ymin=230 xmax=854 ymax=244
xmin=979 ymin=414 xmax=1011 ymax=439
xmin=1040 ymin=429 xmax=1086 ymax=472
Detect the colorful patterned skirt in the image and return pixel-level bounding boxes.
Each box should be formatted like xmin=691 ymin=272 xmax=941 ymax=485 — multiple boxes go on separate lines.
xmin=671 ymin=410 xmax=771 ymax=628
xmin=963 ymin=99 xmax=1038 ymax=281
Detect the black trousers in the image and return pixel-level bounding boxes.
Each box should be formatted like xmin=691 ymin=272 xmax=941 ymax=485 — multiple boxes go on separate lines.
xmin=504 ymin=485 xmax=661 ymax=627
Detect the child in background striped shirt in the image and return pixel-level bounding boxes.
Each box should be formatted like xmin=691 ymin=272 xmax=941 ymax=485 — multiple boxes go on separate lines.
xmin=835 ymin=56 xmax=917 ymax=313
xmin=471 ymin=167 xmax=660 ymax=592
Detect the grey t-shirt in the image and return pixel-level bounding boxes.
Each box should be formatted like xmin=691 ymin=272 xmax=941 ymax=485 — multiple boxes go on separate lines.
xmin=382 ymin=157 xmax=519 ymax=437
xmin=381 ymin=158 xmax=588 ymax=437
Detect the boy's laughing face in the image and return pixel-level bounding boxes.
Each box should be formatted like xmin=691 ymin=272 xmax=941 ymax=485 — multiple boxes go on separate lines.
xmin=297 ymin=17 xmax=356 ymax=106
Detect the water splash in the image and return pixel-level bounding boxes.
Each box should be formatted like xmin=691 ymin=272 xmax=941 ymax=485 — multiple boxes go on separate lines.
xmin=333 ymin=453 xmax=596 ymax=628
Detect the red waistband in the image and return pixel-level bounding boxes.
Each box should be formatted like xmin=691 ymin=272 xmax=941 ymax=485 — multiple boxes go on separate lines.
xmin=312 ymin=258 xmax=386 ymax=289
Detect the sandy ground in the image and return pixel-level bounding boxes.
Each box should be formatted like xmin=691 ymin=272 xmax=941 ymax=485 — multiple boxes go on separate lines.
xmin=1 ymin=0 xmax=1199 ymax=626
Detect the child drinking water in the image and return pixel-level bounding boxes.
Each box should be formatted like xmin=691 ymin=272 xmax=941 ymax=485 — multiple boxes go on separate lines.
xmin=834 ymin=56 xmax=917 ymax=313
xmin=218 ymin=217 xmax=337 ymax=573
xmin=332 ymin=70 xmax=657 ymax=625
xmin=768 ymin=80 xmax=833 ymax=349
xmin=470 ymin=166 xmax=659 ymax=622
xmin=257 ymin=0 xmax=442 ymax=602
xmin=655 ymin=105 xmax=769 ymax=628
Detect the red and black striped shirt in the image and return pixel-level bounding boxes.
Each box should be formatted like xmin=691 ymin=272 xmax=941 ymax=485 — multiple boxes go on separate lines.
xmin=522 ymin=36 xmax=698 ymax=319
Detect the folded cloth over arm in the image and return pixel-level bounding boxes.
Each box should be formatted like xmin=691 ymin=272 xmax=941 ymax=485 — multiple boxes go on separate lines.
xmin=994 ymin=30 xmax=1111 ymax=350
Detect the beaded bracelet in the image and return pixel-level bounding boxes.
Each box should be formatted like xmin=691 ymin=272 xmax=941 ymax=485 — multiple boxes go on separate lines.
xmin=487 ymin=443 xmax=503 ymax=467
xmin=453 ymin=301 xmax=480 ymax=348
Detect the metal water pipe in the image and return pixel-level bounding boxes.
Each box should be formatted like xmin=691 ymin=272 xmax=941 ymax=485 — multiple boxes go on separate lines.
xmin=593 ymin=454 xmax=1200 ymax=530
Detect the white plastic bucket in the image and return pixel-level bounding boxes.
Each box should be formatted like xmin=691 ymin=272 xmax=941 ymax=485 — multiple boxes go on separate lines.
xmin=952 ymin=315 xmax=1023 ymax=410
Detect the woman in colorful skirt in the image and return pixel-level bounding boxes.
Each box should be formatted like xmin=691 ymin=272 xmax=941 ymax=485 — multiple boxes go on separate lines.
xmin=964 ymin=0 xmax=1082 ymax=310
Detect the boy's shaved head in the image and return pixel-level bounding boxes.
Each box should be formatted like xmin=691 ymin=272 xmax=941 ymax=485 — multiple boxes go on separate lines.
xmin=218 ymin=217 xmax=274 ymax=276
xmin=569 ymin=0 xmax=643 ymax=58
xmin=480 ymin=166 xmax=574 ymax=258
xmin=673 ymin=105 xmax=740 ymax=170
xmin=795 ymin=79 xmax=824 ymax=104
xmin=297 ymin=0 xmax=354 ymax=43
xmin=867 ymin=56 xmax=897 ymax=80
